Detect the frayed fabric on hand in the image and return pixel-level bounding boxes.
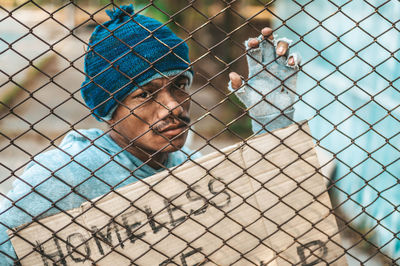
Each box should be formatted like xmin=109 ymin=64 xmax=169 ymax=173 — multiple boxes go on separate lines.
xmin=228 ymin=34 xmax=301 ymax=133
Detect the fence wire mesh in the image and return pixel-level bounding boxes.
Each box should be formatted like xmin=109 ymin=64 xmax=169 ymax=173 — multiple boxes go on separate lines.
xmin=0 ymin=0 xmax=399 ymax=265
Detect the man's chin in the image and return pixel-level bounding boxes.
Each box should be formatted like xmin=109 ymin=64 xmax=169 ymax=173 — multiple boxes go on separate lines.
xmin=159 ymin=135 xmax=187 ymax=153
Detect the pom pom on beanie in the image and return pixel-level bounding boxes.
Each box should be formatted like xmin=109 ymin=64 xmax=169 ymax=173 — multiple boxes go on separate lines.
xmin=105 ymin=4 xmax=134 ymax=20
xmin=81 ymin=4 xmax=192 ymax=121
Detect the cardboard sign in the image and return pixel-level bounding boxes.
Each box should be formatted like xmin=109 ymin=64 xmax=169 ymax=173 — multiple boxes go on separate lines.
xmin=9 ymin=122 xmax=347 ymax=265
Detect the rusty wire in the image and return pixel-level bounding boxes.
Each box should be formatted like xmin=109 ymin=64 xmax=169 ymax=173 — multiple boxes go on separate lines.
xmin=0 ymin=0 xmax=399 ymax=265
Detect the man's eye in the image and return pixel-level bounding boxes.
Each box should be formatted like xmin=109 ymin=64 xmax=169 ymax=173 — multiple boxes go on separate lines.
xmin=138 ymin=92 xmax=150 ymax=98
xmin=176 ymin=83 xmax=188 ymax=90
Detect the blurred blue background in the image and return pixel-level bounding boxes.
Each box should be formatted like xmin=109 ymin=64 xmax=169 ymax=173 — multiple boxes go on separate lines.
xmin=274 ymin=0 xmax=400 ymax=260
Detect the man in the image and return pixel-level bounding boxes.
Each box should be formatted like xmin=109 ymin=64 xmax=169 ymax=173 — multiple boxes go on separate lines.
xmin=0 ymin=4 xmax=300 ymax=264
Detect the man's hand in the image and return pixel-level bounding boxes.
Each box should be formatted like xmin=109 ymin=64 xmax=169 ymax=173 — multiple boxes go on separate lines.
xmin=228 ymin=27 xmax=301 ymax=131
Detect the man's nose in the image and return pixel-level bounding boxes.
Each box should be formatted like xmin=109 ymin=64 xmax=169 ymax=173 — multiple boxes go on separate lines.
xmin=159 ymin=90 xmax=184 ymax=117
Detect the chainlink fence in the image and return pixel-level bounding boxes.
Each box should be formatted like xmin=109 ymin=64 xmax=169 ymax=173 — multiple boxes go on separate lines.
xmin=1 ymin=0 xmax=399 ymax=265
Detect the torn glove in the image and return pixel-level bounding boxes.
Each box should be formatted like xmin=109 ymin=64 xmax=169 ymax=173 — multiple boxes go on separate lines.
xmin=228 ymin=34 xmax=301 ymax=133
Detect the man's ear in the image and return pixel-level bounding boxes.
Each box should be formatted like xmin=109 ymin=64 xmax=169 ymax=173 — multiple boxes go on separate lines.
xmin=106 ymin=118 xmax=114 ymax=127
xmin=106 ymin=113 xmax=117 ymax=128
xmin=106 ymin=102 xmax=125 ymax=126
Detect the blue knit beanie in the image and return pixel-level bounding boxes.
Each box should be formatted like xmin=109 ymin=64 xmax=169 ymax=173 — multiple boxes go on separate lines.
xmin=81 ymin=4 xmax=192 ymax=121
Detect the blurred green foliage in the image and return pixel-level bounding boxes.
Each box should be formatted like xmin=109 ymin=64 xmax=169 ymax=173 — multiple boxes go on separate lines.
xmin=227 ymin=94 xmax=253 ymax=137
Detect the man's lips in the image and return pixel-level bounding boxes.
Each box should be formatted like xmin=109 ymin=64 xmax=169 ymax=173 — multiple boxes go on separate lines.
xmin=157 ymin=124 xmax=187 ymax=137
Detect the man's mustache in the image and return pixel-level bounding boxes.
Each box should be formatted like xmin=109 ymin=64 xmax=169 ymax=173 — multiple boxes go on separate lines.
xmin=152 ymin=115 xmax=191 ymax=133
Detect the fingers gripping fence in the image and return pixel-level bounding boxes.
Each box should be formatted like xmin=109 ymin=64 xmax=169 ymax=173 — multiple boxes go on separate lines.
xmin=0 ymin=0 xmax=399 ymax=265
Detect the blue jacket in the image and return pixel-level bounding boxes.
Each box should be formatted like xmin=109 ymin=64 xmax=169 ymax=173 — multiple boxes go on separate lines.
xmin=0 ymin=129 xmax=198 ymax=264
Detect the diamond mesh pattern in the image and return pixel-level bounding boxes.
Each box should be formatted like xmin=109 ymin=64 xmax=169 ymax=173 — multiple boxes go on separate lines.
xmin=0 ymin=0 xmax=399 ymax=265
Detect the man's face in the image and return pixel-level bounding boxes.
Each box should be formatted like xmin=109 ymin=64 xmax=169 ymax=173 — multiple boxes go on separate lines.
xmin=109 ymin=75 xmax=191 ymax=156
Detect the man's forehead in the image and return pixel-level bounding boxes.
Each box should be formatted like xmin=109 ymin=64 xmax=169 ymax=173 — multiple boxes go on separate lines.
xmin=145 ymin=75 xmax=189 ymax=87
